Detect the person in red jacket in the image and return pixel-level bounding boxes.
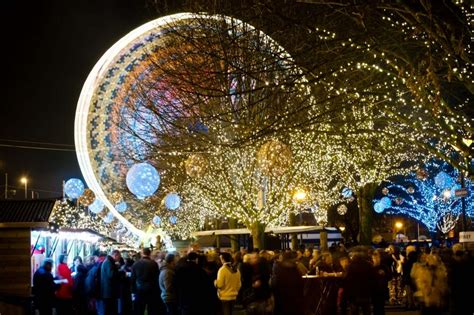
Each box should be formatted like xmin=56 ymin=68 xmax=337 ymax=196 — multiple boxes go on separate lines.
xmin=56 ymin=254 xmax=74 ymax=315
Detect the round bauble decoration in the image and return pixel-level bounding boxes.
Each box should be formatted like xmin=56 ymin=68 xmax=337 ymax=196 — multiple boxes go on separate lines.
xmin=78 ymin=189 xmax=96 ymax=206
xmin=379 ymin=197 xmax=391 ymax=209
xmin=152 ymin=215 xmax=162 ymax=226
xmin=434 ymin=171 xmax=455 ymax=189
xmin=110 ymin=192 xmax=124 ymax=204
xmin=382 ymin=187 xmax=389 ymax=195
xmin=169 ymin=216 xmax=177 ymax=224
xmin=374 ymin=202 xmax=384 ymax=213
xmin=89 ymin=199 xmax=105 ymax=214
xmin=337 ymin=204 xmax=348 ymax=216
xmin=407 ymin=186 xmax=415 ymax=194
xmin=115 ymin=201 xmax=128 ymax=213
xmin=342 ymin=187 xmax=353 ymax=198
xmin=64 ymin=178 xmax=85 ymax=199
xmin=126 ymin=162 xmax=160 ymax=199
xmin=164 ymin=193 xmax=181 ymax=210
xmin=103 ymin=212 xmax=115 ymax=224
xmin=395 ymin=197 xmax=404 ymax=205
xmin=347 ymin=196 xmax=355 ymax=203
xmin=184 ymin=154 xmax=208 ymax=177
xmin=416 ymin=168 xmax=428 ymax=180
xmin=256 ymin=139 xmax=292 ymax=176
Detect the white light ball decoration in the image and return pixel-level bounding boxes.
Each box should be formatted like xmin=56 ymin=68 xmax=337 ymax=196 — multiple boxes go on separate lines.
xmin=164 ymin=193 xmax=181 ymax=210
xmin=379 ymin=197 xmax=392 ymax=210
xmin=416 ymin=168 xmax=428 ymax=180
xmin=64 ymin=178 xmax=85 ymax=199
xmin=115 ymin=201 xmax=128 ymax=213
xmin=169 ymin=216 xmax=177 ymax=225
xmin=103 ymin=212 xmax=115 ymax=224
xmin=374 ymin=202 xmax=385 ymax=214
xmin=382 ymin=187 xmax=389 ymax=195
xmin=337 ymin=204 xmax=348 ymax=216
xmin=89 ymin=198 xmax=105 ymax=214
xmin=395 ymin=197 xmax=404 ymax=205
xmin=434 ymin=171 xmax=455 ymax=189
xmin=152 ymin=215 xmax=162 ymax=226
xmin=341 ymin=187 xmax=353 ymax=198
xmin=126 ymin=162 xmax=160 ymax=199
xmin=256 ymin=139 xmax=292 ymax=176
xmin=184 ymin=154 xmax=208 ymax=177
xmin=407 ymin=186 xmax=415 ymax=194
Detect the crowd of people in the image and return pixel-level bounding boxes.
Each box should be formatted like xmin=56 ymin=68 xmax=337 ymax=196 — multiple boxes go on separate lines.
xmin=32 ymin=242 xmax=474 ymax=315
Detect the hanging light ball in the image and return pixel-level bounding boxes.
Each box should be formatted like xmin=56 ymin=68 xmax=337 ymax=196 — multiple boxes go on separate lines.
xmin=337 ymin=204 xmax=348 ymax=216
xmin=382 ymin=187 xmax=389 ymax=195
xmin=256 ymin=139 xmax=292 ymax=176
xmin=164 ymin=193 xmax=181 ymax=210
xmin=64 ymin=178 xmax=85 ymax=199
xmin=115 ymin=201 xmax=128 ymax=213
xmin=342 ymin=187 xmax=353 ymax=198
xmin=434 ymin=171 xmax=455 ymax=189
xmin=126 ymin=162 xmax=160 ymax=199
xmin=110 ymin=192 xmax=124 ymax=204
xmin=89 ymin=199 xmax=105 ymax=214
xmin=379 ymin=197 xmax=392 ymax=209
xmin=78 ymin=189 xmax=96 ymax=207
xmin=374 ymin=202 xmax=385 ymax=214
xmin=184 ymin=154 xmax=208 ymax=177
xmin=169 ymin=216 xmax=177 ymax=224
xmin=407 ymin=187 xmax=415 ymax=194
xmin=103 ymin=212 xmax=115 ymax=224
xmin=152 ymin=215 xmax=162 ymax=226
xmin=416 ymin=168 xmax=428 ymax=180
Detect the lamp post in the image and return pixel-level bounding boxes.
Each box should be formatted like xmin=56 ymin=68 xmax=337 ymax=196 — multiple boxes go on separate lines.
xmin=291 ymin=188 xmax=307 ymax=250
xmin=20 ymin=177 xmax=28 ymax=199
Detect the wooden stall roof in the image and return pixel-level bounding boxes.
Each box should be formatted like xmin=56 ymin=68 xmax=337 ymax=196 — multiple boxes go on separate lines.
xmin=0 ymin=199 xmax=57 ymax=228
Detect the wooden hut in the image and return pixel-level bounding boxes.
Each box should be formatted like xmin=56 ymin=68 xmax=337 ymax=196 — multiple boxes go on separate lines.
xmin=0 ymin=199 xmax=56 ymax=315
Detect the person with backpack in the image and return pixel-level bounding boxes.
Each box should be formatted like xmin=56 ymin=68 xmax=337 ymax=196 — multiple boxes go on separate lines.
xmin=215 ymin=252 xmax=242 ymax=315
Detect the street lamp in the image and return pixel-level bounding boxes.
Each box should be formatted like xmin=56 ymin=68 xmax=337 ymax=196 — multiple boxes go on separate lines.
xmin=293 ymin=188 xmax=307 ymax=203
xmin=395 ymin=221 xmax=403 ymax=230
xmin=20 ymin=177 xmax=28 ymax=199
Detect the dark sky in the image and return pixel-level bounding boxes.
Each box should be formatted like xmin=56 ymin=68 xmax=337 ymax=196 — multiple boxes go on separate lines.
xmin=0 ymin=0 xmax=153 ymax=198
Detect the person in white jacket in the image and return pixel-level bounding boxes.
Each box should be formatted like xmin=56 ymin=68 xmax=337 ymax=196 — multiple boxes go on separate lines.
xmin=215 ymin=252 xmax=242 ymax=315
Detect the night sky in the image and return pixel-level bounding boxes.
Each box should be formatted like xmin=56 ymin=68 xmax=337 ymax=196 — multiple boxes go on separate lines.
xmin=0 ymin=0 xmax=153 ymax=198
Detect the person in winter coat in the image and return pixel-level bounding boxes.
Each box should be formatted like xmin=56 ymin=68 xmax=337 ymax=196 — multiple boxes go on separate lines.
xmin=372 ymin=250 xmax=390 ymax=315
xmin=159 ymin=253 xmax=177 ymax=315
xmin=100 ymin=250 xmax=121 ymax=315
xmin=215 ymin=252 xmax=242 ymax=315
xmin=72 ymin=262 xmax=88 ymax=315
xmin=270 ymin=251 xmax=304 ymax=315
xmin=131 ymin=248 xmax=160 ymax=315
xmin=33 ymin=258 xmax=58 ymax=315
xmin=448 ymin=244 xmax=474 ymax=315
xmin=56 ymin=254 xmax=74 ymax=315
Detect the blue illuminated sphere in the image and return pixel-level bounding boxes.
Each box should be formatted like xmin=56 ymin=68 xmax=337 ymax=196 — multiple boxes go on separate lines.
xmin=169 ymin=216 xmax=177 ymax=224
xmin=434 ymin=171 xmax=455 ymax=189
xmin=374 ymin=202 xmax=385 ymax=213
xmin=342 ymin=187 xmax=353 ymax=198
xmin=165 ymin=193 xmax=181 ymax=210
xmin=152 ymin=216 xmax=161 ymax=225
xmin=89 ymin=199 xmax=105 ymax=214
xmin=103 ymin=212 xmax=115 ymax=224
xmin=379 ymin=197 xmax=392 ymax=209
xmin=64 ymin=178 xmax=85 ymax=199
xmin=126 ymin=162 xmax=160 ymax=199
xmin=115 ymin=201 xmax=127 ymax=213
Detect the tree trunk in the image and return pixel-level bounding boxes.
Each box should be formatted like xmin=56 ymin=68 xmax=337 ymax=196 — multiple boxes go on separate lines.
xmin=357 ymin=182 xmax=378 ymax=245
xmin=229 ymin=218 xmax=239 ymax=252
xmin=320 ymin=230 xmax=328 ymax=251
xmin=289 ymin=212 xmax=298 ymax=250
xmin=215 ymin=219 xmax=221 ymax=248
xmin=250 ymin=222 xmax=265 ymax=250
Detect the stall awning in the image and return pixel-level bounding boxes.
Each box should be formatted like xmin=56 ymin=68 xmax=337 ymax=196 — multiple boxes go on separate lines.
xmin=0 ymin=199 xmax=57 ymax=228
xmin=191 ymin=226 xmax=339 ymax=237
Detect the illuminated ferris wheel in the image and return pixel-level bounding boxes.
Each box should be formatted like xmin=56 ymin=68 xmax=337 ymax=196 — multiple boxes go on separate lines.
xmin=75 ymin=13 xmax=296 ymax=238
